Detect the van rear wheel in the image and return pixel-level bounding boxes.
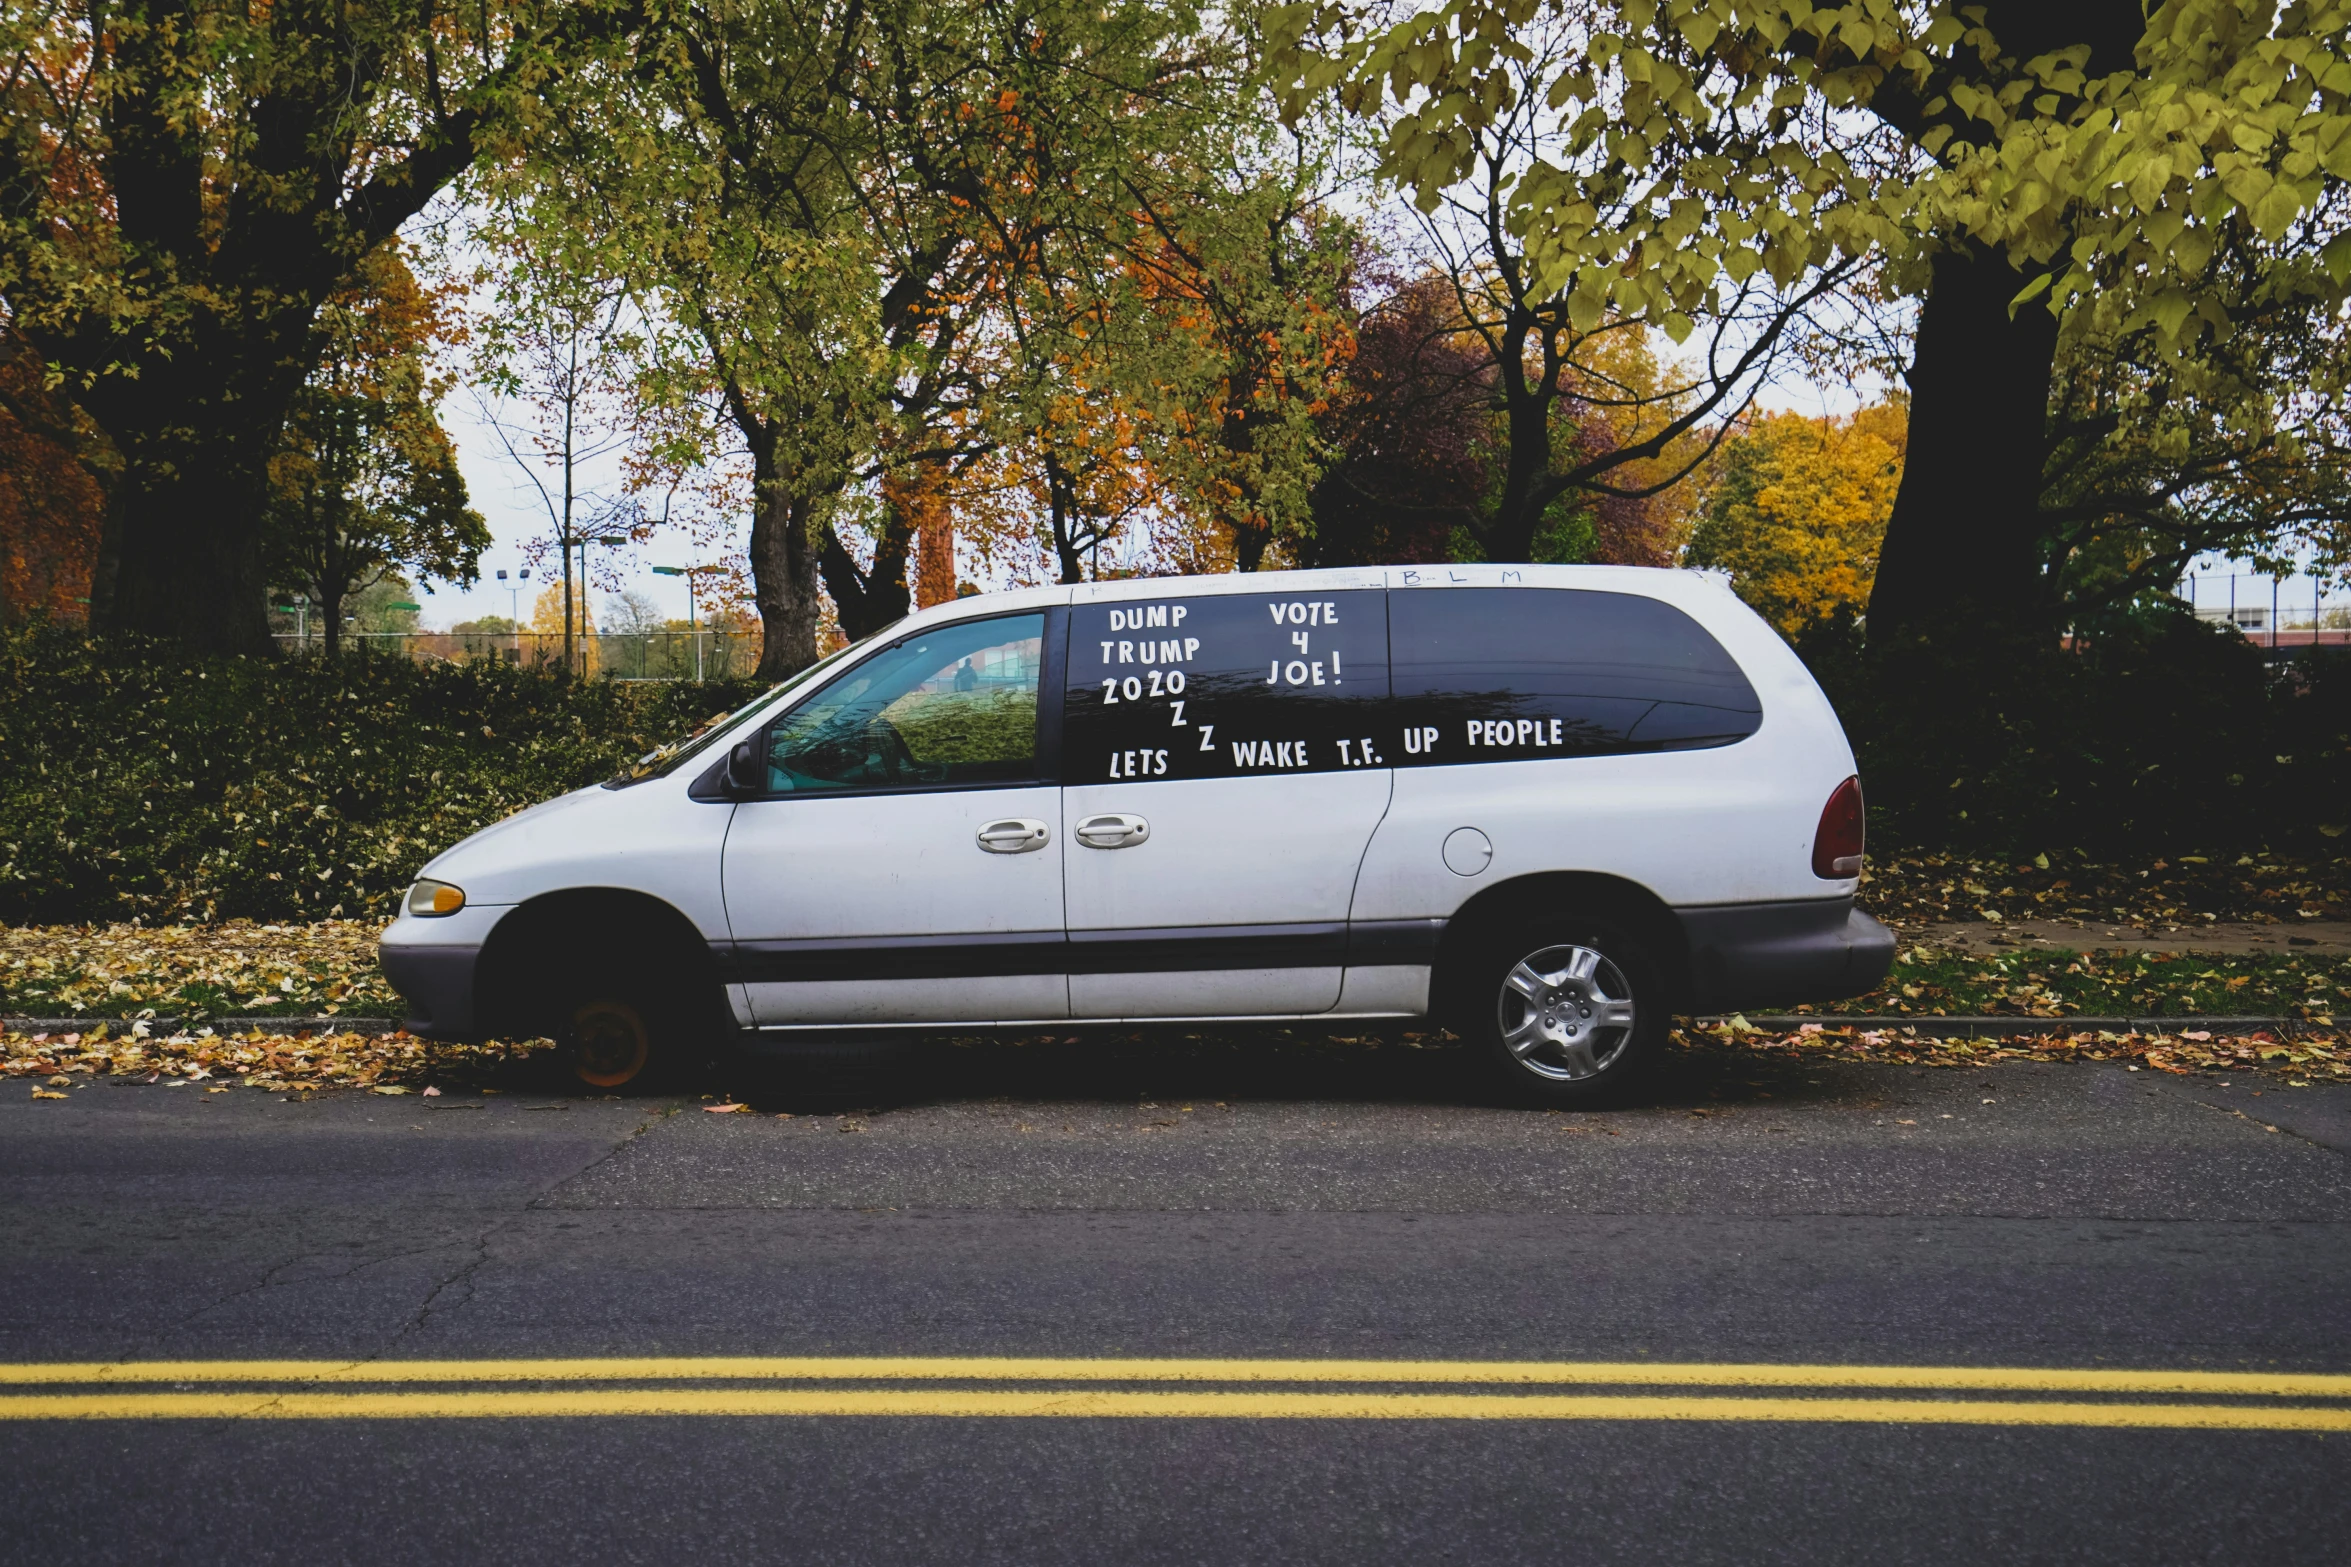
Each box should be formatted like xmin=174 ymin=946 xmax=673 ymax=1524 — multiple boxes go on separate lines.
xmin=1462 ymin=920 xmax=1667 ymax=1105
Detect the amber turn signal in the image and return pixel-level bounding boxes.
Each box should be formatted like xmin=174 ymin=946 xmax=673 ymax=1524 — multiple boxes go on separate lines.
xmin=407 ymin=879 xmax=466 ymax=917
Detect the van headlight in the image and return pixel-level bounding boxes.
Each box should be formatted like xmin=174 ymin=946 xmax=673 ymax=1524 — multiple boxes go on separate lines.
xmin=406 ymin=879 xmax=467 ymax=917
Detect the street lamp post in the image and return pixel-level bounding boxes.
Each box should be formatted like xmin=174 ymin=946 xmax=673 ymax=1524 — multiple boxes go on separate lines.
xmin=270 ymin=595 xmax=311 ymax=651
xmin=495 ymin=568 xmax=530 ymax=662
xmin=586 ymin=535 xmax=631 ymax=676
xmin=560 ymin=535 xmax=634 ymax=676
xmin=653 ymin=564 xmax=716 ymax=682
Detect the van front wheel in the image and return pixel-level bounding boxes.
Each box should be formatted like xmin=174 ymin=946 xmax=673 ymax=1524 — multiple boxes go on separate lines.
xmin=557 ymin=993 xmax=667 ymax=1092
xmin=1463 ymin=921 xmax=1667 ymax=1104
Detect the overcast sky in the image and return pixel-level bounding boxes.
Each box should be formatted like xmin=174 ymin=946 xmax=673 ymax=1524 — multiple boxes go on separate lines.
xmin=414 ymin=280 xmax=2329 ymax=634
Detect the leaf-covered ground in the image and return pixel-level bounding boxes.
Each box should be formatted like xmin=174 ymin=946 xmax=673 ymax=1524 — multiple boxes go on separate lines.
xmin=1683 ymin=1019 xmax=2347 ymax=1081
xmin=1812 ymin=945 xmax=2348 ymax=1021
xmin=4 ymin=1023 xmax=544 ymax=1095
xmin=3 ymin=918 xmax=2345 ymax=1026
xmin=1860 ymin=849 xmax=2351 ymax=927
xmin=0 ymin=920 xmax=397 ymax=1018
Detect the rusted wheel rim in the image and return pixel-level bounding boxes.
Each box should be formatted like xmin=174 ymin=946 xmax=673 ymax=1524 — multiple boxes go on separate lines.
xmin=567 ymin=999 xmax=650 ymax=1088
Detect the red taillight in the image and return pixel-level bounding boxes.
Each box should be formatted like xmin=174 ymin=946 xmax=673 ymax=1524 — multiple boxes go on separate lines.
xmin=1812 ymin=776 xmax=1865 ymax=879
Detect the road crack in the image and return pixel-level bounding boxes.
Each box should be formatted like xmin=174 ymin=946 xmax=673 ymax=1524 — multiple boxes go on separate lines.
xmin=523 ymin=1102 xmax=680 ymax=1210
xmin=391 ymin=1224 xmax=496 ymax=1347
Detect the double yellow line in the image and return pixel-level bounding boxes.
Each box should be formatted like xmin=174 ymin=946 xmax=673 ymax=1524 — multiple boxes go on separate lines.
xmin=3 ymin=1356 xmax=2349 ymax=1428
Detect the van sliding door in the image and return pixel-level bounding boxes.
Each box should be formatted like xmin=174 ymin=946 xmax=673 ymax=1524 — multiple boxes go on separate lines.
xmin=1060 ymin=581 xmax=1393 ymax=1018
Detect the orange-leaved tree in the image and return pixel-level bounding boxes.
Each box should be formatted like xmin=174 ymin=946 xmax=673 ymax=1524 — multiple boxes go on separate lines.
xmin=1111 ymin=165 xmax=1359 ymax=573
xmin=0 ymin=330 xmax=105 ymax=624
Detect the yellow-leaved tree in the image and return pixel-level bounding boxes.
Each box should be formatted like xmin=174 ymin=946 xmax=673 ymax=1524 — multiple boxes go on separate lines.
xmin=530 ymin=578 xmax=596 ymax=676
xmin=1686 ymin=405 xmax=1908 ymax=638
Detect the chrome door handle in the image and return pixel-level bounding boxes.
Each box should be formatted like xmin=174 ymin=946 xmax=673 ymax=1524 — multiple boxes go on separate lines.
xmin=976 ymin=818 xmax=1051 ymax=854
xmin=1074 ymin=812 xmax=1150 ymax=849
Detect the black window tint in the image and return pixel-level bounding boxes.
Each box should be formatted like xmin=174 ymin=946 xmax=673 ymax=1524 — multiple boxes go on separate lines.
xmin=762 ymin=614 xmax=1044 ymax=793
xmin=1066 ymin=590 xmax=1390 ymax=781
xmin=1388 ymin=587 xmax=1759 ymax=766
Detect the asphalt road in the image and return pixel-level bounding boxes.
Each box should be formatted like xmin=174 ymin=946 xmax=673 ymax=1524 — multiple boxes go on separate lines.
xmin=5 ymin=1033 xmax=2350 ymax=1565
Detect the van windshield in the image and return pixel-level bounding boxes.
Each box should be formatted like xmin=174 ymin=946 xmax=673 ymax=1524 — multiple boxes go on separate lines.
xmin=602 ymin=640 xmax=867 ymax=788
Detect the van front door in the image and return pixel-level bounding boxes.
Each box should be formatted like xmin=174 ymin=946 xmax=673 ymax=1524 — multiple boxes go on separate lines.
xmin=721 ymin=610 xmax=1068 ymax=1026
xmin=1060 ymin=582 xmax=1392 ymax=1018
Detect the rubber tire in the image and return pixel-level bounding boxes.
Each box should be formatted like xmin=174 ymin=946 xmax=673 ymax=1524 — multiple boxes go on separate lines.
xmin=552 ymin=988 xmax=681 ymax=1094
xmin=1456 ymin=916 xmax=1671 ymax=1107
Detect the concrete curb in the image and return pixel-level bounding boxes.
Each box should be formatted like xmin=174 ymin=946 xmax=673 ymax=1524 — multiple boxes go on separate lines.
xmin=5 ymin=1016 xmax=403 ymax=1036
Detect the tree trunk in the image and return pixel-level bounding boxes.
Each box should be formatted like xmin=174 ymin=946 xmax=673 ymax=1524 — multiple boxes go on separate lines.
xmin=1215 ymin=396 xmax=1272 ymax=571
xmin=1865 ymin=0 xmax=2150 ymax=642
xmin=1867 ymin=246 xmax=2062 ymax=639
xmin=1051 ymin=512 xmax=1087 ymax=584
xmin=1229 ymin=520 xmax=1272 ymax=572
xmin=1043 ymin=457 xmax=1088 ymax=585
xmin=313 ymin=502 xmax=350 ymax=658
xmin=1485 ymin=442 xmax=1558 ymax=564
xmin=562 ymin=545 xmax=576 ymax=676
xmin=897 ymin=465 xmax=958 ymax=609
xmin=1483 ymin=308 xmax=1558 ymax=563
xmin=914 ymin=517 xmax=957 ymax=607
xmin=82 ymin=359 xmax=289 ymax=656
xmin=820 ymin=509 xmax=915 ymax=641
xmin=748 ymin=471 xmax=823 ymax=681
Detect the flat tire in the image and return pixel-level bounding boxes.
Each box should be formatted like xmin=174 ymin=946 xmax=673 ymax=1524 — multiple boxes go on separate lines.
xmin=553 ymin=988 xmax=685 ymax=1093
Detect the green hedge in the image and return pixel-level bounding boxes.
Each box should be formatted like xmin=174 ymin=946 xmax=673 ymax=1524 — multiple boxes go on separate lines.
xmin=0 ymin=626 xmax=761 ymax=923
xmin=1802 ymin=608 xmax=2351 ymax=856
xmin=7 ymin=608 xmax=2347 ymax=924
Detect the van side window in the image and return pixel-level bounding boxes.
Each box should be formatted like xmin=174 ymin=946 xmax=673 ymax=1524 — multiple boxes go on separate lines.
xmin=1387 ymin=588 xmax=1760 ymax=766
xmin=1065 ymin=591 xmax=1390 ymax=781
xmin=761 ymin=614 xmax=1044 ymax=793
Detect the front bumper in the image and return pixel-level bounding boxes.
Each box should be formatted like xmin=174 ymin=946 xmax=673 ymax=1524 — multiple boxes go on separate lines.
xmin=379 ymin=904 xmax=507 ymax=1039
xmin=378 ymin=941 xmax=482 ymax=1039
xmin=1676 ymin=897 xmax=1896 ymax=1014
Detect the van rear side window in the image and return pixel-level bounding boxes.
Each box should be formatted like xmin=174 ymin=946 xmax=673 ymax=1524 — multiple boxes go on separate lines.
xmin=1387 ymin=587 xmax=1761 ymax=766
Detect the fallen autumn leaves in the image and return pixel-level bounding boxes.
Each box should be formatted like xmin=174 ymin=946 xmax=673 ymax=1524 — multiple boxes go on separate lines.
xmin=1682 ymin=1019 xmax=2349 ymax=1081
xmin=2 ymin=1021 xmax=546 ymax=1094
xmin=11 ymin=920 xmax=2346 ymax=1030
xmin=0 ymin=920 xmax=398 ymax=1019
xmin=1859 ymin=850 xmax=2351 ymax=929
xmin=4 ymin=894 xmax=2346 ymax=1095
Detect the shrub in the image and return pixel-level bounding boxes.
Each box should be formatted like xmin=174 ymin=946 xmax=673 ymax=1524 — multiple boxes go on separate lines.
xmin=7 ymin=608 xmax=2347 ymax=925
xmin=1800 ymin=606 xmax=2351 ymax=856
xmin=0 ymin=625 xmax=761 ymax=922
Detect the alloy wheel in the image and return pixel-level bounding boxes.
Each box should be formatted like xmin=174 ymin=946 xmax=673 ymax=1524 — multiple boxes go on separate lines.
xmin=1495 ymin=944 xmax=1638 ymax=1081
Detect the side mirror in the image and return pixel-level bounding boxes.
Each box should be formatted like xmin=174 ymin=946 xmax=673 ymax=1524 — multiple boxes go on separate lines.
xmin=724 ymin=740 xmax=761 ymax=795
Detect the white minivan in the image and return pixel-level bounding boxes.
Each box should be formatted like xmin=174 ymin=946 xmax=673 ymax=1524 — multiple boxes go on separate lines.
xmin=381 ymin=565 xmax=1892 ymax=1103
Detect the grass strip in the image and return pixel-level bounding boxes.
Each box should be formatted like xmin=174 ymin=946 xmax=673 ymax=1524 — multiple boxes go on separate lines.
xmin=1838 ymin=943 xmax=2348 ymax=1022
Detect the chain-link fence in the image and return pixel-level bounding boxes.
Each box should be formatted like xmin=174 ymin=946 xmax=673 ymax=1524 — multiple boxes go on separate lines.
xmin=2176 ymin=572 xmax=2351 ymax=651
xmin=269 ymin=630 xmax=763 ymax=680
